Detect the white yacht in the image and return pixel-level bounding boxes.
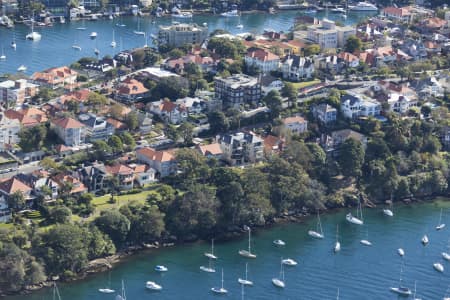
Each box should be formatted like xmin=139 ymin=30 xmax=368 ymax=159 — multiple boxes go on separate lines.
xmin=273 ymin=239 xmax=285 ymax=246
xmin=434 ymin=262 xmax=444 ymax=273
xmin=398 ymin=248 xmax=405 ymax=257
xmin=239 ymin=226 xmax=256 ymax=258
xmin=349 ymin=2 xmax=378 ymax=11
xmin=145 ymin=281 xmax=162 ymax=291
xmin=436 ymin=208 xmax=446 ymax=230
xmin=26 ymin=21 xmax=41 ymax=41
xmin=211 ymin=269 xmax=228 ymax=294
xmin=346 ymin=200 xmax=364 ymax=225
xmin=334 ymin=224 xmax=341 ymax=253
xmin=282 ymin=258 xmax=298 ymax=266
xmin=0 ymin=48 xmax=5 ymax=61
xmin=421 ymin=234 xmax=429 ymax=245
xmin=17 ymin=65 xmax=27 ymax=72
xmin=331 ymin=7 xmax=346 ymax=13
xmin=72 ymin=44 xmax=82 ymax=51
xmin=272 ymin=259 xmax=285 ymax=288
xmin=11 ymin=32 xmax=16 ymax=49
xmin=221 ymin=9 xmax=239 ymax=17
xmin=442 ymin=252 xmax=450 ymax=261
xmin=90 ymin=32 xmax=97 ymax=39
xmin=308 ymin=212 xmax=324 ymax=239
xmin=154 ymin=265 xmax=168 ymax=272
xmin=390 ymin=263 xmax=411 ymax=296
xmin=111 ymin=30 xmax=117 ymax=48
xmin=383 ymin=202 xmax=394 ymax=217
xmin=204 ymin=239 xmax=218 ymax=259
xmin=238 ymin=263 xmax=253 ymax=286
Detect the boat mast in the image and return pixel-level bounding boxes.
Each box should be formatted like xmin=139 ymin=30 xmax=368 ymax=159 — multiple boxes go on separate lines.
xmin=336 ymin=288 xmax=340 ymax=300
xmin=221 ymin=269 xmax=224 ymax=289
xmin=336 ymin=224 xmax=339 ymax=243
xmin=317 ymin=212 xmax=323 ymax=235
xmin=245 ymin=262 xmax=248 ymax=280
xmin=211 ymin=239 xmax=214 ymax=256
xmin=248 ymin=229 xmax=251 ymax=253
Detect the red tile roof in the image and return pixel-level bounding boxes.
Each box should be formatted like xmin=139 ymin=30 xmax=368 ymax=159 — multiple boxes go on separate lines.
xmin=52 ymin=117 xmax=84 ymax=129
xmin=118 ymin=78 xmax=149 ymax=96
xmin=5 ymin=108 xmax=48 ymax=126
xmin=197 ymin=143 xmax=223 ymax=156
xmin=105 ymin=164 xmax=134 ymax=175
xmin=246 ymin=48 xmax=280 ymax=62
xmin=283 ymin=116 xmax=307 ymax=125
xmin=338 ymin=52 xmax=359 ymax=62
xmin=31 ymin=66 xmax=78 ymax=85
xmin=382 ymin=6 xmax=411 ymax=17
xmin=0 ymin=177 xmax=32 ymax=195
xmin=137 ymin=147 xmax=175 ymax=163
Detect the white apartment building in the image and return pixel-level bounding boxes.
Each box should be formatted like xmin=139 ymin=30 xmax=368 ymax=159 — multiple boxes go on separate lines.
xmin=341 ymin=93 xmax=381 ymax=119
xmin=244 ymin=48 xmax=280 ymax=74
xmin=0 ymin=79 xmax=39 ymax=107
xmin=307 ymin=19 xmax=356 ymax=49
xmin=0 ymin=113 xmax=20 ymax=150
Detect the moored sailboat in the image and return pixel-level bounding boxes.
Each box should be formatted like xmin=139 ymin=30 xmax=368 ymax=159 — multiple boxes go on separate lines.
xmin=272 ymin=258 xmax=285 ymax=288
xmin=308 ymin=212 xmax=324 ymax=239
xmin=346 ymin=199 xmax=364 ymax=225
xmin=436 ymin=208 xmax=446 ymax=230
xmin=334 ymin=224 xmax=341 ymax=253
xmin=204 ymin=239 xmax=218 ymax=259
xmin=238 ymin=262 xmax=253 ymax=286
xmin=211 ymin=269 xmax=228 ymax=294
xmin=390 ymin=262 xmax=411 ymax=296
xmin=239 ymin=226 xmax=256 ymax=258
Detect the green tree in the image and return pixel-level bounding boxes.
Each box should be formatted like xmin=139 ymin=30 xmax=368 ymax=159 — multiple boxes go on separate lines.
xmin=337 ymin=138 xmax=365 ymax=178
xmin=124 ymin=112 xmax=139 ymax=131
xmin=87 ymin=92 xmax=108 ymax=112
xmin=92 ymin=140 xmax=112 ymax=160
xmin=7 ymin=191 xmax=25 ymax=213
xmin=263 ymin=90 xmax=283 ymax=118
xmin=281 ymin=82 xmax=297 ymax=108
xmin=86 ymin=225 xmax=116 ymax=259
xmin=178 ymin=122 xmax=194 ymax=145
xmin=344 ymin=35 xmax=362 ymax=53
xmin=108 ymin=135 xmax=124 ymax=154
xmin=120 ymin=132 xmax=136 ymax=150
xmin=110 ymin=103 xmax=124 ymax=120
xmin=304 ymin=44 xmax=321 ymax=56
xmin=18 ymin=125 xmax=47 ymax=152
xmin=49 ymin=206 xmax=72 ymax=224
xmin=175 ymin=148 xmax=210 ymax=185
xmin=208 ymin=111 xmax=230 ymax=135
xmin=150 ymin=77 xmax=189 ymax=101
xmin=94 ymin=210 xmax=130 ymax=248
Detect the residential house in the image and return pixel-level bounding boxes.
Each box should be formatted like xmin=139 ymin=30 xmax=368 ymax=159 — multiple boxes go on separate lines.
xmin=312 ymin=103 xmax=337 ymax=124
xmin=175 ymin=97 xmax=207 ymax=115
xmin=58 ymin=89 xmax=91 ymax=112
xmin=281 ymin=55 xmax=315 ymax=81
xmin=196 ymin=143 xmax=223 ymax=160
xmin=137 ymin=112 xmax=153 ymax=135
xmin=129 ymin=163 xmax=156 ymax=187
xmin=381 ymin=6 xmax=413 ymax=23
xmin=53 ymin=173 xmax=88 ymax=196
xmin=158 ymin=23 xmax=208 ymax=47
xmin=214 ymin=74 xmax=262 ymax=109
xmin=134 ymin=67 xmax=180 ymax=83
xmin=0 ymin=79 xmax=39 ymax=107
xmin=136 ymin=147 xmax=177 ymax=177
xmin=413 ymin=77 xmax=446 ymax=99
xmin=261 ymin=76 xmax=284 ymax=96
xmin=0 ymin=177 xmax=33 ymax=209
xmin=244 ymin=48 xmax=280 ymax=74
xmin=25 ymin=171 xmax=59 ymax=200
xmin=322 ymin=129 xmax=368 ymax=154
xmin=77 ymin=162 xmax=107 ymax=194
xmin=282 ymin=116 xmax=308 ymax=134
xmin=386 ymin=93 xmax=417 ymax=114
xmin=0 ymin=112 xmax=20 ymax=150
xmin=105 ymin=164 xmax=135 ymax=190
xmin=116 ymin=78 xmax=149 ymax=102
xmin=78 ymin=113 xmax=115 ymax=141
xmin=341 ymin=93 xmax=381 ymax=119
xmin=31 ymin=66 xmax=78 ymax=90
xmin=164 ymin=54 xmax=216 ymax=74
xmin=51 ymin=117 xmax=85 ymax=146
xmin=148 ymin=99 xmax=187 ymax=124
xmin=219 ymin=132 xmax=264 ymax=165
xmin=337 ymin=52 xmax=360 ymax=68
xmin=263 ymin=134 xmax=285 ymax=156
xmin=419 ymin=17 xmax=447 ymax=34
xmin=4 ymin=107 xmax=48 ymax=127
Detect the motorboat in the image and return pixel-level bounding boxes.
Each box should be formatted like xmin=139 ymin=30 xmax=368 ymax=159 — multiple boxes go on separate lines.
xmin=72 ymin=45 xmax=82 ymax=51
xmin=331 ymin=7 xmax=346 ymax=13
xmin=434 ymin=262 xmax=444 ymax=273
xmin=421 ymin=235 xmax=429 ymax=245
xmin=308 ymin=212 xmax=324 ymax=239
xmin=111 ymin=30 xmax=117 ymax=48
xmin=76 ymin=27 xmax=87 ymax=30
xmin=98 ymin=288 xmax=115 ymax=293
xmin=173 ymin=11 xmax=193 ymax=18
xmin=442 ymin=252 xmax=450 ymax=261
xmin=273 ymin=239 xmax=285 ymax=246
xmin=17 ymin=65 xmax=27 ymax=72
xmin=154 ymin=265 xmax=168 ymax=272
xmin=398 ymin=248 xmax=405 ymax=257
xmin=272 ymin=259 xmax=285 ymax=288
xmin=11 ymin=41 xmax=16 ymax=50
xmin=211 ymin=269 xmax=228 ymax=294
xmin=0 ymin=48 xmax=5 ymax=61
xmin=94 ymin=48 xmax=100 ymax=55
xmin=436 ymin=208 xmax=446 ymax=230
xmin=349 ymin=1 xmax=378 ymax=11
xmin=26 ymin=30 xmax=41 ymax=41
xmin=221 ymin=10 xmax=239 ymax=17
xmin=204 ymin=239 xmax=218 ymax=259
xmin=282 ymin=258 xmax=298 ymax=266
xmin=334 ymin=225 xmax=341 ymax=253
xmin=90 ymin=32 xmax=97 ymax=39
xmin=238 ymin=262 xmax=253 ymax=286
xmin=239 ymin=226 xmax=256 ymax=258
xmin=145 ymin=281 xmax=162 ymax=291
xmin=236 ymin=24 xmax=244 ymax=29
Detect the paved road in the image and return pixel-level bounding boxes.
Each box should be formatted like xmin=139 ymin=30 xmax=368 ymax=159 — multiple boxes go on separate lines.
xmin=0 ymin=161 xmax=40 ymax=179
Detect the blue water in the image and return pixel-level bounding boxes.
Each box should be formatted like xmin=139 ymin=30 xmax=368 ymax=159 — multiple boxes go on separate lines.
xmin=0 ymin=10 xmax=376 ymax=75
xmin=6 ymin=200 xmax=450 ymax=299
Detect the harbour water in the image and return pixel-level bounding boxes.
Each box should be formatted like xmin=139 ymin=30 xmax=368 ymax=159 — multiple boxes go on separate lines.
xmin=6 ymin=200 xmax=450 ymax=299
xmin=0 ymin=10 xmax=376 ymax=75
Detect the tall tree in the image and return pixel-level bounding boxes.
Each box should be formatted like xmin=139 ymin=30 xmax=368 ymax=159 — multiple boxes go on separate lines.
xmin=344 ymin=35 xmax=362 ymax=53
xmin=337 ymin=138 xmax=365 ymax=178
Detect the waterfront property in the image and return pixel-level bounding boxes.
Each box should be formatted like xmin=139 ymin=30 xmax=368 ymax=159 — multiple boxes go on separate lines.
xmin=158 ymin=23 xmax=208 ymax=48
xmin=214 ymin=74 xmax=261 ymax=109
xmin=219 ymin=131 xmax=264 ymax=165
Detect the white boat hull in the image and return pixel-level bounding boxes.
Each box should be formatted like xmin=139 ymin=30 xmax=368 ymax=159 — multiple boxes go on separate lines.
xmin=273 ymin=239 xmax=286 ymax=246
xmin=442 ymin=252 xmax=450 ymax=261
xmin=272 ymin=278 xmax=285 ymax=288
xmin=282 ymin=259 xmax=298 ymax=266
xmin=238 ymin=278 xmax=253 ymax=285
xmin=334 ymin=242 xmax=341 ymax=252
xmin=390 ymin=287 xmax=412 ymax=296
xmin=204 ymin=253 xmax=218 ymax=259
xmin=200 ymin=266 xmax=215 ymax=273
xmin=211 ymin=287 xmax=227 ymax=294
xmin=421 ymin=235 xmax=429 ymax=245
xmin=146 ymin=281 xmax=162 ymax=291
xmin=436 ymin=224 xmax=446 ymax=230
xmin=346 ymin=213 xmax=363 ymax=225
xmin=360 ymin=239 xmax=372 ymax=246
xmin=383 ymin=209 xmax=394 ymax=217
xmin=434 ymin=263 xmax=444 ymax=273
xmin=308 ymin=230 xmax=324 ymax=239
xmin=239 ymin=250 xmax=256 ymax=258
xmin=98 ymin=288 xmax=115 ymax=293
xmin=398 ymin=248 xmax=405 ymax=257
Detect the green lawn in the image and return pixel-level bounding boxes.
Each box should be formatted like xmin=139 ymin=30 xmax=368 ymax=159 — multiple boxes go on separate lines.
xmin=288 ymin=79 xmax=321 ymax=90
xmin=0 ymin=223 xmax=14 ymax=230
